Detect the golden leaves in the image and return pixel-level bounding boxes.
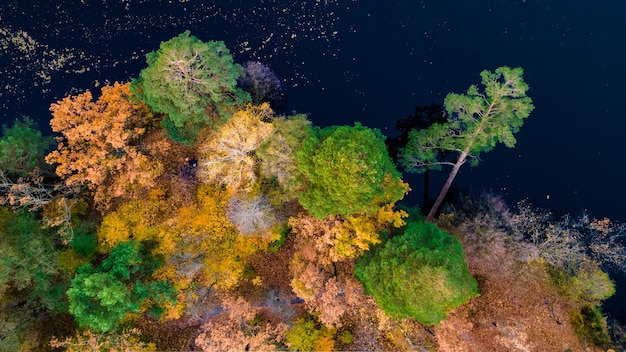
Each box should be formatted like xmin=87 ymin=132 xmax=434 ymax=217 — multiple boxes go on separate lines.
xmin=198 ymin=103 xmax=275 ymax=192
xmin=45 ymin=82 xmax=156 ymax=210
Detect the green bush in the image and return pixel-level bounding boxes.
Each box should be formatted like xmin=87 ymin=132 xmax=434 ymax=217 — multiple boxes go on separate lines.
xmin=355 ymin=220 xmax=478 ymax=325
xmin=549 ymin=261 xmax=615 ymax=306
xmin=571 ymin=305 xmax=611 ymax=346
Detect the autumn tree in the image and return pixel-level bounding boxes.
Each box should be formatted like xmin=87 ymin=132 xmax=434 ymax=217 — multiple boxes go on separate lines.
xmin=284 ymin=316 xmax=336 ymax=352
xmin=355 ymin=219 xmax=478 ymax=325
xmin=197 ymin=103 xmax=275 ymax=192
xmin=97 ymin=189 xmax=167 ymax=252
xmin=194 ymin=296 xmax=287 ymax=351
xmin=238 ymin=61 xmax=284 ymax=106
xmin=227 ymin=194 xmax=278 ymax=236
xmin=45 ymin=81 xmax=159 ymax=211
xmin=132 ymin=30 xmax=250 ymax=145
xmin=296 ymin=123 xmax=407 ymax=219
xmin=0 ymin=116 xmax=53 ymax=177
xmin=156 ymin=186 xmax=276 ymax=292
xmin=400 ymin=66 xmax=534 ymax=221
xmin=287 ymin=211 xmax=406 ymax=328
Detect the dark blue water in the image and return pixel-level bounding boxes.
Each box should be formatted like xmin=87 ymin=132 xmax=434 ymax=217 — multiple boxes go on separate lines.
xmin=2 ymin=0 xmax=626 ymax=317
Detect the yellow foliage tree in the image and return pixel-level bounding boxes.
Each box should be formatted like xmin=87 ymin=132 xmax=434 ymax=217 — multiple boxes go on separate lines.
xmin=156 ymin=186 xmax=276 ymax=291
xmin=198 ymin=103 xmax=275 ymax=192
xmin=45 ymin=82 xmax=159 ymax=210
xmin=288 ymin=205 xmax=407 ymax=263
xmin=97 ymin=189 xmax=167 ymax=251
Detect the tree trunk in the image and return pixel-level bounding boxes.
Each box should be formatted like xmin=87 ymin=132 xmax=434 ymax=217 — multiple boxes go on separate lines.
xmin=423 ymin=169 xmax=430 ymax=211
xmin=426 ymin=151 xmax=468 ymax=222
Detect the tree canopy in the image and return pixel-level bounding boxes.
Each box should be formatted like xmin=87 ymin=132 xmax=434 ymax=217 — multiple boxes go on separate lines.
xmin=400 ymin=66 xmax=534 ymax=221
xmin=45 ymin=81 xmax=158 ymax=210
xmin=355 ymin=219 xmax=478 ymax=325
xmin=296 ymin=123 xmax=407 ymax=219
xmin=197 ymin=103 xmax=275 ymax=192
xmin=0 ymin=116 xmax=52 ymax=177
xmin=132 ymin=30 xmax=250 ymax=145
xmin=66 ymin=240 xmax=176 ymax=332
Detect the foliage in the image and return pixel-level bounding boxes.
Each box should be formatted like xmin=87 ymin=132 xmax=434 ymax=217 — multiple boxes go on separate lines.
xmin=0 ymin=208 xmax=62 ymax=308
xmin=0 ymin=207 xmax=66 ymax=351
xmin=45 ymin=81 xmax=158 ymax=210
xmin=132 ymin=30 xmax=250 ymax=145
xmin=198 ymin=103 xmax=275 ymax=192
xmin=296 ymin=123 xmax=407 ymax=219
xmin=238 ymin=60 xmax=284 ymax=106
xmin=512 ymin=200 xmax=626 ymax=275
xmin=58 ymin=221 xmax=99 ymax=275
xmin=194 ymin=296 xmax=287 ymax=351
xmin=227 ymin=194 xmax=277 ymax=236
xmin=355 ymin=219 xmax=478 ymax=325
xmin=257 ymin=113 xmax=311 ymax=202
xmin=97 ymin=190 xmax=167 ymax=252
xmin=66 ymin=241 xmax=177 ymax=332
xmin=155 ymin=186 xmax=276 ymax=297
xmin=400 ymin=66 xmax=534 ymax=221
xmin=50 ymin=328 xmax=157 ymax=352
xmin=284 ymin=316 xmax=335 ymax=352
xmin=0 ymin=116 xmax=53 ymax=176
xmin=401 ymin=66 xmax=534 ymax=171
xmin=570 ymin=305 xmax=612 ymax=346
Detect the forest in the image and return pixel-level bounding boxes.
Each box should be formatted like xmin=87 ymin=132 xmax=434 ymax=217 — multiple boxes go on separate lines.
xmin=1 ymin=30 xmax=626 ymax=351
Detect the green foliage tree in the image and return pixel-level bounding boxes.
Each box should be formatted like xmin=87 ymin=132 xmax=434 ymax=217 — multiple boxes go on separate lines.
xmin=0 ymin=116 xmax=53 ymax=176
xmin=0 ymin=207 xmax=65 ymax=350
xmin=296 ymin=123 xmax=407 ymax=219
xmin=257 ymin=113 xmax=311 ymax=201
xmin=132 ymin=30 xmax=250 ymax=145
xmin=400 ymin=66 xmax=534 ymax=221
xmin=355 ymin=219 xmax=478 ymax=325
xmin=67 ymin=240 xmax=177 ymax=332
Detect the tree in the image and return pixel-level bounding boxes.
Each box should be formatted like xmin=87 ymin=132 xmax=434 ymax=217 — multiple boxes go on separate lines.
xmin=386 ymin=103 xmax=447 ymax=208
xmin=197 ymin=103 xmax=275 ymax=192
xmin=256 ymin=113 xmax=311 ymax=202
xmin=400 ymin=66 xmax=534 ymax=222
xmin=238 ymin=61 xmax=284 ymax=106
xmin=66 ymin=241 xmax=177 ymax=332
xmin=284 ymin=316 xmax=336 ymax=352
xmin=132 ymin=30 xmax=250 ymax=145
xmin=227 ymin=194 xmax=277 ymax=236
xmin=194 ymin=296 xmax=287 ymax=351
xmin=0 ymin=116 xmax=53 ymax=177
xmin=45 ymin=82 xmax=158 ymax=211
xmin=296 ymin=123 xmax=407 ymax=219
xmin=153 ymin=186 xmax=276 ymax=295
xmin=355 ymin=219 xmax=478 ymax=325
xmin=0 ymin=207 xmax=65 ymax=350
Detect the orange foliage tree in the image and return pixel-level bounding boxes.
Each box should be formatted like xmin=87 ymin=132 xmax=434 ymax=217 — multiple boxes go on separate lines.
xmin=287 ymin=210 xmax=406 ymax=328
xmin=194 ymin=296 xmax=287 ymax=351
xmin=46 ymin=82 xmax=159 ymax=210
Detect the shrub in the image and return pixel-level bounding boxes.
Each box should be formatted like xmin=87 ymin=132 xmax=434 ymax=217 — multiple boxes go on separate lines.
xmin=355 ymin=220 xmax=478 ymax=325
xmin=284 ymin=316 xmax=335 ymax=352
xmin=571 ymin=305 xmax=612 ymax=346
